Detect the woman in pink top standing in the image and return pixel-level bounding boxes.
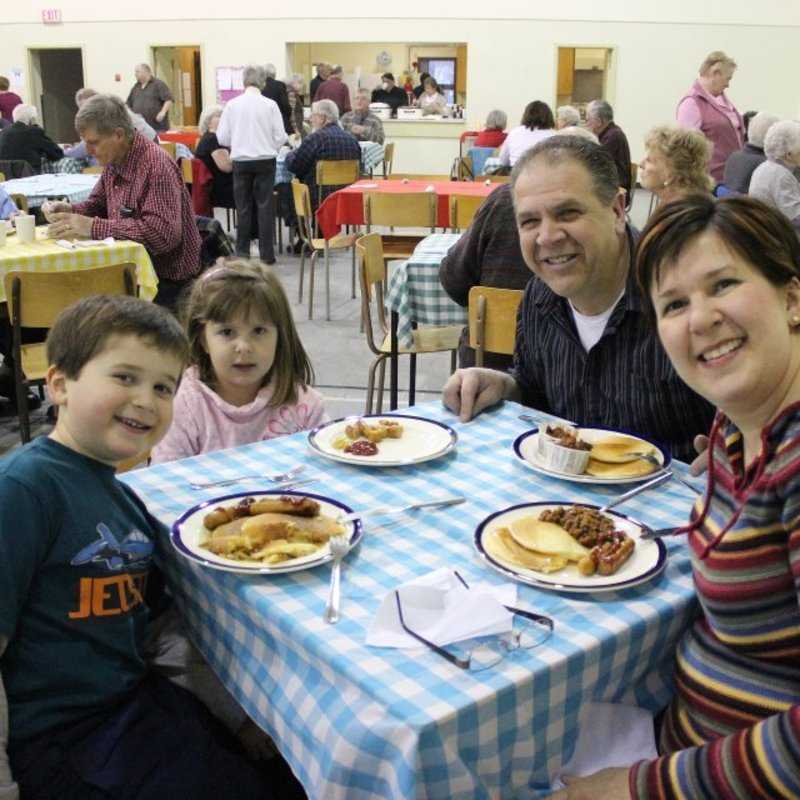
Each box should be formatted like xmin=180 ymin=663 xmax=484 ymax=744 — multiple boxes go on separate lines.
xmin=676 ymin=51 xmax=744 ymax=186
xmin=152 ymin=261 xmax=326 ymax=463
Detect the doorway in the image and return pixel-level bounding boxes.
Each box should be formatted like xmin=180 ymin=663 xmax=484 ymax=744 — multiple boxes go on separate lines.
xmin=556 ymin=47 xmax=615 ymax=121
xmin=28 ymin=48 xmax=84 ymax=142
xmin=151 ymin=46 xmax=202 ymax=126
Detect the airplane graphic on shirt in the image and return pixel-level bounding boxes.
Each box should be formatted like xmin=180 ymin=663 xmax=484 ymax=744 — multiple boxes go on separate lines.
xmin=70 ymin=523 xmax=153 ymax=571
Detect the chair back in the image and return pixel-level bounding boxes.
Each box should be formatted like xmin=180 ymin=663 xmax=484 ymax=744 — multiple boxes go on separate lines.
xmin=449 ymin=194 xmax=485 ymax=231
xmin=458 ymin=131 xmax=481 ymax=157
xmin=159 ymin=141 xmax=177 ymax=159
xmin=82 ymin=166 xmax=103 ymax=174
xmin=181 ymin=158 xmax=193 ymax=184
xmin=10 ymin=194 xmax=28 ymax=214
xmin=363 ymin=191 xmax=436 ymax=231
xmin=382 ymin=142 xmax=395 ymax=176
xmin=386 ymin=174 xmax=451 ymax=182
xmin=291 ymin=180 xmax=315 ymax=246
xmin=468 ymin=286 xmax=523 ymax=367
xmin=0 ymin=172 xmax=5 ymax=182
xmin=355 ymin=232 xmax=388 ymax=354
xmin=0 ymin=160 xmax=34 ymax=179
xmin=316 ymin=159 xmax=360 ymax=187
xmin=5 ymin=263 xmax=137 ymax=330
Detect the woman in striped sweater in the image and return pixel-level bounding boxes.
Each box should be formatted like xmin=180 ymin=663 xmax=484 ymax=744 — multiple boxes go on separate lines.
xmin=554 ymin=195 xmax=800 ymax=799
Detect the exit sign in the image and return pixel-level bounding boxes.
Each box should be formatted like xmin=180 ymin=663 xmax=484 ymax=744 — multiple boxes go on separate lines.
xmin=41 ymin=8 xmax=62 ymax=23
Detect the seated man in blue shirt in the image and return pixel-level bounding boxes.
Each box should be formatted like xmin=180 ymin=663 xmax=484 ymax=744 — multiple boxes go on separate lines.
xmin=442 ymin=136 xmax=714 ymax=464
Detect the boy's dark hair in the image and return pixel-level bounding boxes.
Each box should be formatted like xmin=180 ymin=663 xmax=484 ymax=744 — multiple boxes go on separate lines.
xmin=47 ymin=295 xmax=190 ymax=378
xmin=636 ymin=194 xmax=800 ymax=320
xmin=521 ymin=100 xmax=555 ymax=131
xmin=182 ymin=260 xmax=314 ymax=407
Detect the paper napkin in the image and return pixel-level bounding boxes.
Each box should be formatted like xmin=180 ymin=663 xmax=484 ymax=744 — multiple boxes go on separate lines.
xmin=55 ymin=237 xmax=114 ymax=250
xmin=366 ymin=567 xmax=515 ymax=649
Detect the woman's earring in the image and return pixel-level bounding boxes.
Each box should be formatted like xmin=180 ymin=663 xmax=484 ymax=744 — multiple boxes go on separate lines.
xmin=792 ymin=315 xmax=800 ymax=327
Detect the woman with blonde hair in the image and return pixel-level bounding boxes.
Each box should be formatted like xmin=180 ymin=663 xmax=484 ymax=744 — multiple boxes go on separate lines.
xmin=639 ymin=125 xmax=713 ymax=207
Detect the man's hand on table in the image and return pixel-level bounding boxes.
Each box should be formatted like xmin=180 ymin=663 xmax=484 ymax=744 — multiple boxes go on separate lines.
xmin=46 ymin=213 xmax=94 ymax=240
xmin=41 ymin=200 xmax=73 ymax=222
xmin=549 ymin=767 xmax=631 ymax=799
xmin=442 ymin=368 xmax=519 ymax=422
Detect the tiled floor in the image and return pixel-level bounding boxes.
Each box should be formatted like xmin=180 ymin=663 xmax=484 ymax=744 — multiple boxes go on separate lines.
xmin=0 ymin=188 xmax=654 ymax=456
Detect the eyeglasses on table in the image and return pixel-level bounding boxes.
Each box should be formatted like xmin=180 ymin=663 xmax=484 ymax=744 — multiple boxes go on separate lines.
xmin=393 ymin=573 xmax=554 ymax=672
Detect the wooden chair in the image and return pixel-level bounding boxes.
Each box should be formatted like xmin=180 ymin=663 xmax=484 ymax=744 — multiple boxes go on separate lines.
xmin=10 ymin=194 xmax=28 ymax=214
xmin=475 ymin=174 xmax=510 ymax=183
xmin=468 ymin=286 xmax=523 ymax=367
xmin=356 ymin=233 xmax=460 ymax=412
xmin=0 ymin=172 xmax=5 ymax=182
xmin=159 ymin=141 xmax=177 ymax=160
xmin=82 ymin=166 xmax=103 ymax=174
xmin=627 ymin=162 xmax=638 ymax=211
xmin=181 ymin=158 xmax=193 ymax=185
xmin=291 ymin=180 xmax=357 ymax=320
xmin=4 ymin=263 xmax=137 ymax=443
xmin=386 ymin=174 xmax=452 ymax=182
xmin=315 ymin=159 xmax=360 ymax=232
xmin=382 ymin=142 xmax=395 ymax=177
xmin=449 ymin=194 xmax=485 ymax=231
xmin=363 ymin=191 xmax=436 ymax=262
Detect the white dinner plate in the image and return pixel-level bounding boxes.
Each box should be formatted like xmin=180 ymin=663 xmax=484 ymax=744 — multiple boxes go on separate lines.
xmin=513 ymin=426 xmax=671 ymax=485
xmin=170 ymin=490 xmax=362 ymax=575
xmin=307 ymin=414 xmax=457 ymax=467
xmin=474 ymin=501 xmax=667 ymax=594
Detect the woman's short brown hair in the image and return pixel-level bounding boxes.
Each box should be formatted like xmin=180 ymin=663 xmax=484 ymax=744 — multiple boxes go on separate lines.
xmin=0 ymin=77 xmax=9 ymax=92
xmin=644 ymin=125 xmax=714 ymax=194
xmin=181 ymin=260 xmax=314 ymax=406
xmin=636 ymin=194 xmax=800 ymax=317
xmin=521 ymin=100 xmax=555 ymax=131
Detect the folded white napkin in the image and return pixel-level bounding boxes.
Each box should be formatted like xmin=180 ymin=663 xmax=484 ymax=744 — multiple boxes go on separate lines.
xmin=551 ymin=702 xmax=658 ymax=790
xmin=55 ymin=237 xmax=114 ymax=250
xmin=366 ymin=567 xmax=515 ymax=649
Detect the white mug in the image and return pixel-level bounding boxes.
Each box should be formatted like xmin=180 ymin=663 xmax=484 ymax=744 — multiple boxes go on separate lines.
xmin=14 ymin=214 xmax=35 ymax=243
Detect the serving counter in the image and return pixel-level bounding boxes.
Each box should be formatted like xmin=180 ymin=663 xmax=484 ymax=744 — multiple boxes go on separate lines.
xmin=383 ymin=117 xmax=466 ymax=174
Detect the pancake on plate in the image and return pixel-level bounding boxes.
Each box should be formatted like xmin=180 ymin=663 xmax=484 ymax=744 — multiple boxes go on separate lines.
xmin=584 ymin=457 xmax=656 ymax=478
xmin=590 ymin=434 xmax=655 ymax=464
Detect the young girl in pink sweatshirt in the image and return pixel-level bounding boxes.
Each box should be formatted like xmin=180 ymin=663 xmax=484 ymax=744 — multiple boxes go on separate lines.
xmin=152 ymin=260 xmax=326 ymax=463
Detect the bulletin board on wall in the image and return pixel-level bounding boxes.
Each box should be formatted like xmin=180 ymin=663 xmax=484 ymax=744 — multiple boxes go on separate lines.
xmin=215 ymin=66 xmax=245 ymax=104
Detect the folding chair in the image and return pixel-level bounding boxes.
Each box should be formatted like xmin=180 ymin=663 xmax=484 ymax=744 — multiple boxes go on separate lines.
xmin=159 ymin=141 xmax=177 ymax=160
xmin=4 ymin=264 xmax=137 ymax=443
xmin=315 ymin=159 xmax=360 ymax=235
xmin=9 ymin=194 xmax=28 ymax=213
xmin=362 ymin=191 xmax=436 ymax=263
xmin=382 ymin=142 xmax=395 ymax=177
xmin=449 ymin=194 xmax=486 ymax=231
xmin=468 ymin=286 xmax=524 ymax=367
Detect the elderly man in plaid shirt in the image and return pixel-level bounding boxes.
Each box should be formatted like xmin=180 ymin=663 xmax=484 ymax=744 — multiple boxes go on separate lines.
xmin=340 ymin=90 xmax=384 ymax=144
xmin=284 ymin=99 xmax=360 ymax=213
xmin=44 ymin=93 xmax=201 ymax=311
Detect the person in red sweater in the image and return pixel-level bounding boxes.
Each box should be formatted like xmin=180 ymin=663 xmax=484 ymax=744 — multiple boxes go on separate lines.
xmin=474 ymin=110 xmax=507 ymax=148
xmin=0 ymin=76 xmax=22 ymax=123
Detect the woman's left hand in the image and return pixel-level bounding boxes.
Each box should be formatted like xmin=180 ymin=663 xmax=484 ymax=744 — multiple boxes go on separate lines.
xmin=549 ymin=767 xmax=631 ymax=799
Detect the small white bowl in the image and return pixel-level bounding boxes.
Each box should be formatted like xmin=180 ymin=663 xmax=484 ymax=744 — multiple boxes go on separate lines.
xmin=537 ymin=426 xmax=590 ymax=474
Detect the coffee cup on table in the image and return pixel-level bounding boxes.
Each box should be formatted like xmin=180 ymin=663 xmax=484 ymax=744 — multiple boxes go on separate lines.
xmin=14 ymin=214 xmax=35 ymax=243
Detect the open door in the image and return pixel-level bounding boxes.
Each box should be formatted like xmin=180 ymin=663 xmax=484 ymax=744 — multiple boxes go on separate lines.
xmin=28 ymin=48 xmax=84 ymax=142
xmin=151 ymin=45 xmax=202 ymax=126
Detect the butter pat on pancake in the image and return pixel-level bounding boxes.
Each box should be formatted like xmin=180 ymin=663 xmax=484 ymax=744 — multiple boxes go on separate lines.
xmin=211 ymin=511 xmax=344 ymax=544
xmin=484 ymin=527 xmax=568 ymax=573
xmin=584 ymin=457 xmax=656 ymax=478
xmin=509 ymin=516 xmax=589 ymax=561
xmin=590 ymin=434 xmax=655 ymax=464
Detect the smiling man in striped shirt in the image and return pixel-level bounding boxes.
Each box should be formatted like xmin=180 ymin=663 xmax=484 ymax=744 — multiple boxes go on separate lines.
xmin=442 ymin=136 xmax=714 ymax=463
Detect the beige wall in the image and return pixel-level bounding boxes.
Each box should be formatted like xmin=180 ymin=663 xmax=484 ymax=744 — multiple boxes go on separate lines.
xmin=3 ymin=3 xmax=799 ymax=164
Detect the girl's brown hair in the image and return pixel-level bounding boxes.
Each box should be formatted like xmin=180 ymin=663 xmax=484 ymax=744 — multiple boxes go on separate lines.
xmin=181 ymin=260 xmax=314 ymax=406
xmin=636 ymin=194 xmax=800 ymax=320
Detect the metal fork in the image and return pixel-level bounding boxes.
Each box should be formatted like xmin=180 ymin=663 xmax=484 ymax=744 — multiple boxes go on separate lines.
xmin=324 ymin=535 xmax=350 ymax=624
xmin=189 ymin=464 xmax=306 ymax=490
xmin=627 ymin=452 xmax=702 ymax=495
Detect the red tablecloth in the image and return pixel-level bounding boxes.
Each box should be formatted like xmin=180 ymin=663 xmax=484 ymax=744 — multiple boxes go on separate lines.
xmin=158 ymin=130 xmax=200 ymax=150
xmin=315 ymin=179 xmax=499 ymax=240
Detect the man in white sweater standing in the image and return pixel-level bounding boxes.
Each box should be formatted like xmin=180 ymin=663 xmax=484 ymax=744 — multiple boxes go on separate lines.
xmin=216 ymin=64 xmax=287 ymax=264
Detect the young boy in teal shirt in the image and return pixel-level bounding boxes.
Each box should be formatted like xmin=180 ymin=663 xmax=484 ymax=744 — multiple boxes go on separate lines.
xmin=0 ymin=295 xmax=302 ymax=800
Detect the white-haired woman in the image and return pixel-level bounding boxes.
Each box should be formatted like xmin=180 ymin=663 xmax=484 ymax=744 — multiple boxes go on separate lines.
xmin=723 ymin=111 xmax=779 ymax=193
xmin=474 ymin=110 xmax=507 ymax=148
xmin=748 ymin=120 xmax=800 ymax=230
xmin=195 ymin=104 xmax=234 ymax=209
xmin=0 ymin=103 xmax=63 ymax=173
xmin=556 ymin=105 xmax=580 ymax=129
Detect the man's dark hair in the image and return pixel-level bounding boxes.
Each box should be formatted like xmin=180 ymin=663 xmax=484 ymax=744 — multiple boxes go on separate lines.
xmin=636 ymin=194 xmax=800 ymax=319
xmin=381 ymin=72 xmax=395 ymax=82
xmin=47 ymin=295 xmax=189 ymax=378
xmin=521 ymin=100 xmax=555 ymax=131
xmin=511 ymin=135 xmax=621 ymax=206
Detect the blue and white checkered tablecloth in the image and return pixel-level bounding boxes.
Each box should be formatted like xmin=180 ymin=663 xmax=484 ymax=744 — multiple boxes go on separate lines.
xmin=386 ymin=233 xmax=468 ymax=348
xmin=274 ymin=141 xmax=386 ymax=186
xmin=483 ymin=156 xmax=503 ymax=175
xmin=1 ymin=173 xmax=99 ymax=208
xmin=40 ymin=157 xmax=88 ymax=174
xmin=121 ymin=400 xmax=701 ymax=800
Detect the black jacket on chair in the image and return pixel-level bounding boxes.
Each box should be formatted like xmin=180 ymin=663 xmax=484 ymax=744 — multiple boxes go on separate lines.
xmin=0 ymin=123 xmax=63 ymax=173
xmin=262 ymin=78 xmax=293 ymax=135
